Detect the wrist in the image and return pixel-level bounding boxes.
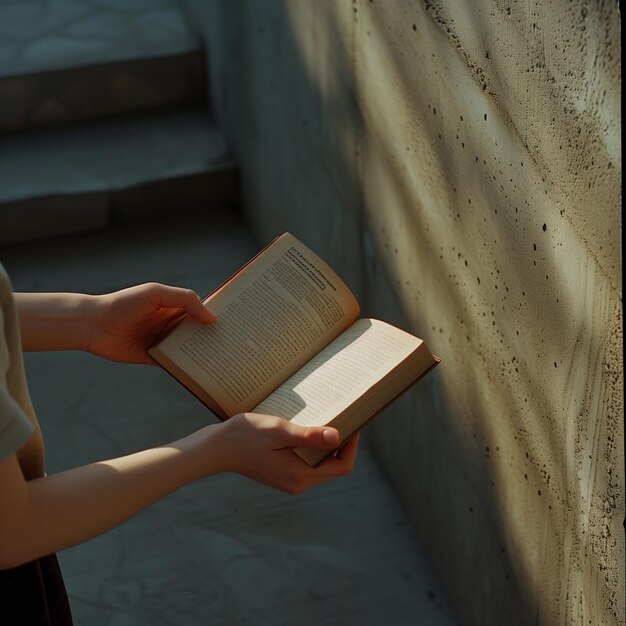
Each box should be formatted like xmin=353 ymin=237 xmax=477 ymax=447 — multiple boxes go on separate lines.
xmin=174 ymin=424 xmax=226 ymax=481
xmin=53 ymin=292 xmax=99 ymax=352
xmin=71 ymin=293 xmax=100 ymax=352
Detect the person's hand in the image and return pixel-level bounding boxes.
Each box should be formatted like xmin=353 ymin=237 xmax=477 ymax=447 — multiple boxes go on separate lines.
xmin=87 ymin=283 xmax=215 ymax=365
xmin=208 ymin=413 xmax=359 ymax=494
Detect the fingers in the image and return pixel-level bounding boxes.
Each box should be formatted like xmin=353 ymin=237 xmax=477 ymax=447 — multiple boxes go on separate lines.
xmin=263 ymin=416 xmax=340 ymax=450
xmin=268 ymin=419 xmax=358 ymax=478
xmin=247 ymin=413 xmax=348 ymax=454
xmin=149 ymin=284 xmax=216 ymax=323
xmin=291 ymin=425 xmax=341 ymax=449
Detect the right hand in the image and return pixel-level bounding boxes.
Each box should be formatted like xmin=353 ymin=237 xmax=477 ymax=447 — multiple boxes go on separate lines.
xmin=210 ymin=413 xmax=359 ymax=494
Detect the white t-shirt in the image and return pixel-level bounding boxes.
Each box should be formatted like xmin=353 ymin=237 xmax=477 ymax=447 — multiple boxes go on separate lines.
xmin=0 ymin=262 xmax=41 ymax=474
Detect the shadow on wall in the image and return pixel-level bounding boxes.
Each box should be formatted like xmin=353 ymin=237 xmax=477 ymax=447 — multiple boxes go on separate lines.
xmin=352 ymin=4 xmax=622 ymax=624
xmin=344 ymin=6 xmax=548 ymax=623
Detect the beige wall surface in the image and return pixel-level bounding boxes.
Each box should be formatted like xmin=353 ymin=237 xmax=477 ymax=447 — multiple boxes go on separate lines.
xmin=183 ymin=1 xmax=623 ymax=624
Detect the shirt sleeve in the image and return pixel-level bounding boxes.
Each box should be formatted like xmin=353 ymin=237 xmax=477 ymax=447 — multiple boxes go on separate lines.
xmin=0 ymin=383 xmax=34 ymax=462
xmin=0 ymin=268 xmax=35 ymax=461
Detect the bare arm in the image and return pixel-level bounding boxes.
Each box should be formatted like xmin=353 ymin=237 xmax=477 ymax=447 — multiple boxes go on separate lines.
xmin=0 ymin=414 xmax=358 ymax=570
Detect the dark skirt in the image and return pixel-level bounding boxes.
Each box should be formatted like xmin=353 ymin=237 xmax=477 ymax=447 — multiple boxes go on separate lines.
xmin=0 ymin=554 xmax=72 ymax=625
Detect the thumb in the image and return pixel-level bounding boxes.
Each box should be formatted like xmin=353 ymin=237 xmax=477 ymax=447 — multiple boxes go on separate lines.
xmin=282 ymin=423 xmax=340 ymax=449
xmin=153 ymin=285 xmax=216 ymax=323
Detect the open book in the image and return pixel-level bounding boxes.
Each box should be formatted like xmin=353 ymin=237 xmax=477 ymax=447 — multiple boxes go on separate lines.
xmin=149 ymin=233 xmax=440 ymax=466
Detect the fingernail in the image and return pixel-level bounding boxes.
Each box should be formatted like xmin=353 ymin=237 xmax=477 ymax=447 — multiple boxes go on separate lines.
xmin=323 ymin=429 xmax=339 ymax=446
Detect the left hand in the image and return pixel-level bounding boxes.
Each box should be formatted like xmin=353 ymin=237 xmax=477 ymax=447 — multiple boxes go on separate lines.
xmin=87 ymin=283 xmax=215 ymax=365
xmin=207 ymin=413 xmax=359 ymax=494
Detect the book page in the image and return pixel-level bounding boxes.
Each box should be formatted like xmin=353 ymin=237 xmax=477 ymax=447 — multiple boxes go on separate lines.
xmin=251 ymin=318 xmax=423 ymax=426
xmin=151 ymin=234 xmax=360 ymax=415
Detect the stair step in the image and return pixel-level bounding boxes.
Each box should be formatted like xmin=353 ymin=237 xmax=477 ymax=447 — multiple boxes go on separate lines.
xmin=0 ymin=0 xmax=204 ymax=133
xmin=0 ymin=52 xmax=207 ymax=134
xmin=0 ymin=110 xmax=238 ymax=245
xmin=0 ymin=0 xmax=198 ymax=78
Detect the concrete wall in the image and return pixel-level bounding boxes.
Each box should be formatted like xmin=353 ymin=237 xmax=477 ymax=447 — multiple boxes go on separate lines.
xmin=182 ymin=1 xmax=623 ymax=624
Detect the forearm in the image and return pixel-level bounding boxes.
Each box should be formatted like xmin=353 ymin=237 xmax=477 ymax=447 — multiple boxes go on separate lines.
xmin=0 ymin=426 xmax=219 ymax=569
xmin=14 ymin=292 xmax=95 ymax=352
xmin=0 ymin=414 xmax=355 ymax=569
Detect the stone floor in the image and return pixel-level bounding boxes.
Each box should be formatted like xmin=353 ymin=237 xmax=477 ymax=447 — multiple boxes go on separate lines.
xmin=1 ymin=213 xmax=458 ymax=626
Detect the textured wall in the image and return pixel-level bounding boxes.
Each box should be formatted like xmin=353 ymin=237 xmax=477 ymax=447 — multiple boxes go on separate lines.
xmin=182 ymin=1 xmax=623 ymax=624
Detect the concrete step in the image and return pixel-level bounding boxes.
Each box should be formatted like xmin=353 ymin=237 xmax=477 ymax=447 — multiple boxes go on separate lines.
xmin=0 ymin=110 xmax=238 ymax=245
xmin=0 ymin=0 xmax=199 ymax=78
xmin=0 ymin=52 xmax=207 ymax=134
xmin=0 ymin=0 xmax=203 ymax=133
